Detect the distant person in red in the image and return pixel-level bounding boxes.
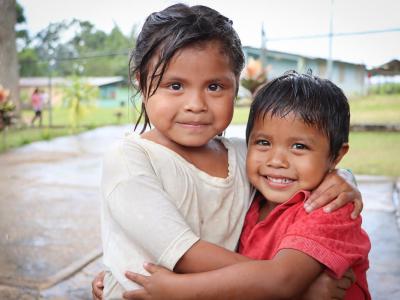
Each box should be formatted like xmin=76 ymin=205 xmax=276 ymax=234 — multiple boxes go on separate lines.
xmin=31 ymin=88 xmax=43 ymax=127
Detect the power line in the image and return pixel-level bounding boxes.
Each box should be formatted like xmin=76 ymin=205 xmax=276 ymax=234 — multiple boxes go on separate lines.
xmin=267 ymin=27 xmax=400 ymax=42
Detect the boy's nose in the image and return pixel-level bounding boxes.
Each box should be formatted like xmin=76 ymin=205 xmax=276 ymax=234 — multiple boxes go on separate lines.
xmin=184 ymin=90 xmax=207 ymax=112
xmin=266 ymin=149 xmax=289 ymax=169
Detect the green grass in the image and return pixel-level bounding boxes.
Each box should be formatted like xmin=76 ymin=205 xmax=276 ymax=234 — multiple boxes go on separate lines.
xmin=349 ymin=94 xmax=400 ymax=124
xmin=338 ymin=132 xmax=400 ymax=177
xmin=0 ymin=127 xmax=87 ymax=152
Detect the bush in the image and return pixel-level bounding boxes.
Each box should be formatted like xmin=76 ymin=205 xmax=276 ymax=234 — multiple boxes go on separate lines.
xmin=369 ymin=82 xmax=400 ymax=95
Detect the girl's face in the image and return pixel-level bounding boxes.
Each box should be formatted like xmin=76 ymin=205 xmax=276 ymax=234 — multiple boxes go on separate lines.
xmin=143 ymin=40 xmax=237 ymax=148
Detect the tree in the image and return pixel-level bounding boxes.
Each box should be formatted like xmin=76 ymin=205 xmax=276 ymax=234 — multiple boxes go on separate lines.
xmin=0 ymin=0 xmax=20 ymax=115
xmin=62 ymin=77 xmax=98 ymax=131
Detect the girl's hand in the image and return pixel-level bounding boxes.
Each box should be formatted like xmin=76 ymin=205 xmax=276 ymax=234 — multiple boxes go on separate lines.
xmin=304 ymin=169 xmax=363 ymax=219
xmin=301 ymin=268 xmax=355 ymax=300
xmin=123 ymin=263 xmax=179 ymax=300
xmin=91 ymin=270 xmax=105 ymax=300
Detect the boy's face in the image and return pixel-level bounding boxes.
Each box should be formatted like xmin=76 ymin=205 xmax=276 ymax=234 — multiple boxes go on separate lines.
xmin=246 ymin=112 xmax=344 ymax=205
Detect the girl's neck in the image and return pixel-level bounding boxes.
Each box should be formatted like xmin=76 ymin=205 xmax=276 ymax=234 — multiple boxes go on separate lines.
xmin=141 ymin=129 xmax=229 ymax=178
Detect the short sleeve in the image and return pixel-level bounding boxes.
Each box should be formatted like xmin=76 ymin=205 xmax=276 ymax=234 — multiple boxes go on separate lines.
xmin=278 ymin=204 xmax=370 ymax=278
xmin=102 ymin=139 xmax=199 ymax=270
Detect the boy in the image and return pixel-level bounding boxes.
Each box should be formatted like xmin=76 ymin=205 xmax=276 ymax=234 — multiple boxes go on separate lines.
xmin=124 ymin=71 xmax=371 ymax=299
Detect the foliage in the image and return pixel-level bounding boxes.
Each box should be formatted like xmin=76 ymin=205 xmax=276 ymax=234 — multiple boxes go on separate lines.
xmin=0 ymin=85 xmax=16 ymax=130
xmin=368 ymin=82 xmax=400 ymax=95
xmin=240 ymin=57 xmax=268 ymax=94
xmin=18 ymin=17 xmax=135 ymax=77
xmin=62 ymin=77 xmax=99 ymax=130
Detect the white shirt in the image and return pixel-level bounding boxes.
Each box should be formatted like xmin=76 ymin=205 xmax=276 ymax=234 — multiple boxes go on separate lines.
xmin=101 ymin=133 xmax=252 ymax=298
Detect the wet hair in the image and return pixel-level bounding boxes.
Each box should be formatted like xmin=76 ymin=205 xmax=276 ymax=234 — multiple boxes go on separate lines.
xmin=130 ymin=3 xmax=244 ymax=132
xmin=245 ymin=70 xmax=350 ymax=160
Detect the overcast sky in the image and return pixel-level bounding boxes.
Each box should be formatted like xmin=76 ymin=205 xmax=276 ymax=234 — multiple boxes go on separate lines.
xmin=18 ymin=0 xmax=400 ymax=68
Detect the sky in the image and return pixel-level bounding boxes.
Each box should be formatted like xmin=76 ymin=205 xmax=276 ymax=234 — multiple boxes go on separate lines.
xmin=18 ymin=0 xmax=400 ymax=68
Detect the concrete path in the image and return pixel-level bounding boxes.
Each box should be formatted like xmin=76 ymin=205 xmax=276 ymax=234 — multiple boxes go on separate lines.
xmin=0 ymin=125 xmax=399 ymax=299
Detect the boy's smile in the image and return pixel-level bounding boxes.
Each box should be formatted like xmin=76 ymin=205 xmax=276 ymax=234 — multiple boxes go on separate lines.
xmin=246 ymin=112 xmax=342 ymax=207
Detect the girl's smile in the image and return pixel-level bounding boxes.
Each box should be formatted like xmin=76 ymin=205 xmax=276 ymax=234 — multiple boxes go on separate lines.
xmin=142 ymin=40 xmax=237 ymax=151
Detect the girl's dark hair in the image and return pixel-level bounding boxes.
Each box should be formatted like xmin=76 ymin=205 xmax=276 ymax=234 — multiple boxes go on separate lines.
xmin=246 ymin=70 xmax=350 ymax=160
xmin=130 ymin=3 xmax=244 ymax=132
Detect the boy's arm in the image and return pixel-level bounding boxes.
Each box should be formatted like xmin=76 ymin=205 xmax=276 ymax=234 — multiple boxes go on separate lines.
xmin=124 ymin=249 xmax=323 ymax=300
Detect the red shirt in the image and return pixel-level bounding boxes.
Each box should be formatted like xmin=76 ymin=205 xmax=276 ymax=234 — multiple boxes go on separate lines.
xmin=239 ymin=191 xmax=371 ymax=299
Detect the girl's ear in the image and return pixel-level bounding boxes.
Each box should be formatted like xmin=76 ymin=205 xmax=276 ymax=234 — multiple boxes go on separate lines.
xmin=331 ymin=143 xmax=349 ymax=169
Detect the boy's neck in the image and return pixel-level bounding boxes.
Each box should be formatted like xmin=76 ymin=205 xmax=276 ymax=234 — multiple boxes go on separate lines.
xmin=257 ymin=199 xmax=277 ymax=222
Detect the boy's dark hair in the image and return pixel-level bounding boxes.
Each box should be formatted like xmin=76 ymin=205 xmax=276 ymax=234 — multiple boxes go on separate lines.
xmin=245 ymin=70 xmax=350 ymax=160
xmin=130 ymin=3 xmax=244 ymax=132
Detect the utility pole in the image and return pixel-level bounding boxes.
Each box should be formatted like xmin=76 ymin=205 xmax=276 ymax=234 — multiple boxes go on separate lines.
xmin=261 ymin=23 xmax=268 ymax=77
xmin=261 ymin=22 xmax=267 ymax=68
xmin=327 ymin=0 xmax=334 ymax=80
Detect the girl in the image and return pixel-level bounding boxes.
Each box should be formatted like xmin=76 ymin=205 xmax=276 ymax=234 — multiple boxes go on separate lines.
xmin=97 ymin=4 xmax=362 ymax=299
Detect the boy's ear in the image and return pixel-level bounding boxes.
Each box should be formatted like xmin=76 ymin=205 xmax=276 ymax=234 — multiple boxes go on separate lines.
xmin=331 ymin=143 xmax=349 ymax=168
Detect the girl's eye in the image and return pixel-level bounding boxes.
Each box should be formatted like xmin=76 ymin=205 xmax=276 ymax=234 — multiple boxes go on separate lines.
xmin=256 ymin=139 xmax=270 ymax=146
xmin=208 ymin=83 xmax=221 ymax=92
xmin=292 ymin=143 xmax=308 ymax=150
xmin=170 ymin=83 xmax=182 ymax=91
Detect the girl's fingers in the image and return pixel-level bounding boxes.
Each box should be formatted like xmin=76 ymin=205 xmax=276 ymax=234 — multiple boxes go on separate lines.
xmin=306 ymin=184 xmax=337 ymax=212
xmin=351 ymin=196 xmax=363 ymax=219
xmin=125 ymin=271 xmax=149 ymax=286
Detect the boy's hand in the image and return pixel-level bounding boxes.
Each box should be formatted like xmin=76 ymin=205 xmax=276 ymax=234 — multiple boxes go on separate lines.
xmin=123 ymin=263 xmax=178 ymax=300
xmin=92 ymin=270 xmax=105 ymax=300
xmin=304 ymin=169 xmax=363 ymax=219
xmin=301 ymin=268 xmax=356 ymax=300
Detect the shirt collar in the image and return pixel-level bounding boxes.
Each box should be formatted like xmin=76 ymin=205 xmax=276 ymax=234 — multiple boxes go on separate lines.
xmin=255 ymin=190 xmax=311 ymax=207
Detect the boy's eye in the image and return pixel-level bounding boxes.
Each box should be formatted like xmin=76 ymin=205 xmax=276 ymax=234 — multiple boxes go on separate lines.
xmin=292 ymin=143 xmax=308 ymax=150
xmin=208 ymin=83 xmax=221 ymax=92
xmin=256 ymin=139 xmax=270 ymax=146
xmin=169 ymin=83 xmax=182 ymax=91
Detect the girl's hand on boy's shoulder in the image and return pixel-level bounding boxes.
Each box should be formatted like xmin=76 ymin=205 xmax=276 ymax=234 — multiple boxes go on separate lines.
xmin=123 ymin=263 xmax=179 ymax=300
xmin=304 ymin=169 xmax=363 ymax=219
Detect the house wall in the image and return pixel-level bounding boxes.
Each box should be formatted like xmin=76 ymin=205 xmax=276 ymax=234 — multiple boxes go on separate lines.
xmin=243 ymin=47 xmax=366 ymax=96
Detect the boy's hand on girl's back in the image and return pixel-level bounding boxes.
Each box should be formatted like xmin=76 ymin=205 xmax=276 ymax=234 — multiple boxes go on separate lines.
xmin=301 ymin=268 xmax=356 ymax=300
xmin=123 ymin=263 xmax=179 ymax=300
xmin=304 ymin=169 xmax=363 ymax=219
xmin=92 ymin=270 xmax=105 ymax=300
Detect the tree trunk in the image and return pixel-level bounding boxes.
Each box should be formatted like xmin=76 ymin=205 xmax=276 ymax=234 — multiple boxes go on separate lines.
xmin=0 ymin=0 xmax=20 ymax=116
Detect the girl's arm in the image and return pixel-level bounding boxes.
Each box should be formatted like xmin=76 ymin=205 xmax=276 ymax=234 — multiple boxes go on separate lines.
xmin=304 ymin=169 xmax=362 ymax=219
xmin=124 ymin=249 xmax=324 ymax=300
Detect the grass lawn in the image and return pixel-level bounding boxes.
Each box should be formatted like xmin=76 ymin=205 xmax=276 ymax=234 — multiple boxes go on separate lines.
xmin=338 ymin=132 xmax=400 ymax=177
xmin=349 ymin=94 xmax=400 ymax=124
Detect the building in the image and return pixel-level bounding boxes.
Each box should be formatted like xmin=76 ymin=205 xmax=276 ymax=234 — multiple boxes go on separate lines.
xmin=243 ymin=46 xmax=367 ymax=95
xmin=19 ymin=76 xmax=126 ymax=108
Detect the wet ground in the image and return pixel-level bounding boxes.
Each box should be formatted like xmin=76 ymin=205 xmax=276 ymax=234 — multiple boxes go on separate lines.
xmin=0 ymin=125 xmax=399 ymax=299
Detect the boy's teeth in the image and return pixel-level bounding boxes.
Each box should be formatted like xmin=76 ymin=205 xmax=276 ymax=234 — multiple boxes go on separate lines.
xmin=267 ymin=176 xmax=293 ymax=184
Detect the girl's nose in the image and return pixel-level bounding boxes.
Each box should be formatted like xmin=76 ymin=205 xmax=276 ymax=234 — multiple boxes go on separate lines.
xmin=184 ymin=91 xmax=207 ymax=112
